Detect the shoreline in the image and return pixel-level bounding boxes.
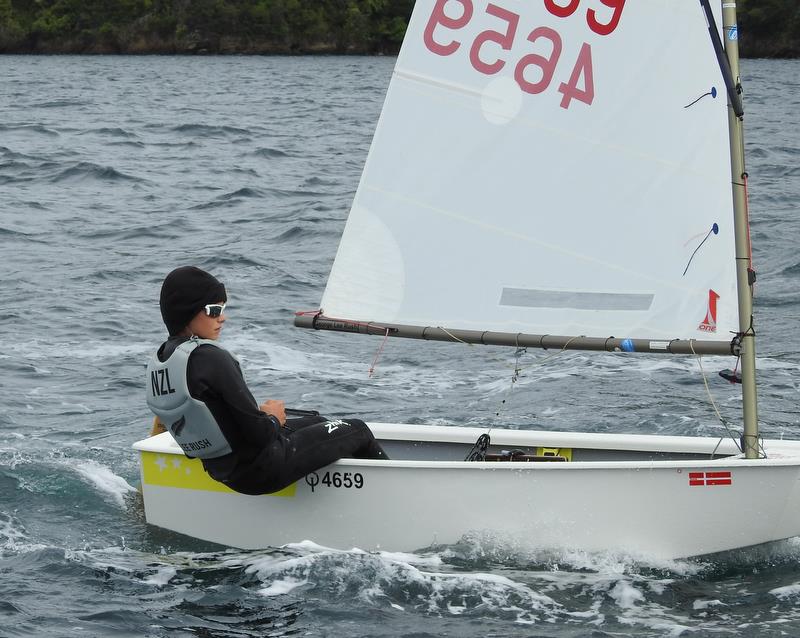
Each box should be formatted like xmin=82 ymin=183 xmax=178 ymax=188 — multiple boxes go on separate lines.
xmin=1 ymin=44 xmax=797 ymax=58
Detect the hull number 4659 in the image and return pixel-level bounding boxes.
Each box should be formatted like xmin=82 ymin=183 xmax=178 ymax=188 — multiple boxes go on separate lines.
xmin=305 ymin=471 xmax=364 ymax=493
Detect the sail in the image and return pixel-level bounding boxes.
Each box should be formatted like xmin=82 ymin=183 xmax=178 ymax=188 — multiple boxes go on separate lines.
xmin=319 ymin=0 xmax=737 ymax=344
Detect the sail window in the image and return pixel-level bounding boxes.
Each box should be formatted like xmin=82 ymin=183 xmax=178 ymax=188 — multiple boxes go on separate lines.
xmin=499 ymin=288 xmax=654 ymax=311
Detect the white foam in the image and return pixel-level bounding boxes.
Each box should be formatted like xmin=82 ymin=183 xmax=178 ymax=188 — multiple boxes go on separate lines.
xmin=58 ymin=401 xmax=92 ymax=414
xmin=5 ymin=339 xmax=152 ymax=361
xmin=378 ymin=550 xmax=443 ymax=568
xmin=0 ymin=449 xmax=30 ymax=470
xmin=610 ymin=580 xmax=645 ymax=609
xmin=226 ymin=336 xmax=471 ymax=396
xmin=243 ymin=543 xmax=561 ymax=622
xmin=536 ymin=546 xmax=705 ymax=579
xmin=771 ymin=583 xmax=800 ymax=598
xmin=72 ymin=460 xmax=137 ymax=508
xmin=143 ymin=566 xmax=177 ymax=586
xmin=693 ymin=598 xmax=725 ymax=610
xmin=0 ymin=513 xmax=48 ymax=555
xmin=259 ymin=577 xmax=308 ymax=596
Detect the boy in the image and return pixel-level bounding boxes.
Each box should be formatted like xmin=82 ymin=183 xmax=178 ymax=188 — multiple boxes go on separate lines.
xmin=146 ymin=266 xmax=387 ymax=495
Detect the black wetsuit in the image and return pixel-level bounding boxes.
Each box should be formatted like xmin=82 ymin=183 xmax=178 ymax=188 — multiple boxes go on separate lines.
xmin=155 ymin=336 xmax=388 ymax=495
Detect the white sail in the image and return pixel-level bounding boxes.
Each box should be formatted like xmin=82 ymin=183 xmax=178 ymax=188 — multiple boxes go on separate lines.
xmin=320 ymin=0 xmax=737 ymax=343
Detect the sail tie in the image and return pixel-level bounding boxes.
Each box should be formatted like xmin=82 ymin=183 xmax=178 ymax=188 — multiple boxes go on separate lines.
xmin=682 ymin=223 xmax=719 ymax=276
xmin=683 ymin=86 xmax=718 ymax=109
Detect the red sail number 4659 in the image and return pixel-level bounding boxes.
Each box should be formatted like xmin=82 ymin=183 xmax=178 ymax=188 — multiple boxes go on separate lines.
xmin=423 ymin=0 xmax=627 ymax=109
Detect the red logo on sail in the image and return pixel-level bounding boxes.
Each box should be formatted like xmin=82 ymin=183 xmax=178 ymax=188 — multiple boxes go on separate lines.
xmin=689 ymin=471 xmax=732 ymax=486
xmin=698 ymin=289 xmax=720 ymax=333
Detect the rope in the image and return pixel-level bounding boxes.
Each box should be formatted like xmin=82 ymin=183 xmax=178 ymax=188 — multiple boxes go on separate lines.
xmin=368 ymin=328 xmax=390 ymax=378
xmin=689 ymin=340 xmax=742 ymax=456
xmin=438 ymin=326 xmax=473 ymax=346
xmin=743 ymin=172 xmax=752 ymax=261
xmin=464 ymin=336 xmax=582 ymax=461
xmin=742 ymin=172 xmax=757 ymax=294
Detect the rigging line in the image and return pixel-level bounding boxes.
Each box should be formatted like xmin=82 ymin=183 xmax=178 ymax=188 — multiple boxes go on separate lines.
xmin=689 ymin=340 xmax=743 ymax=455
xmin=682 ymin=223 xmax=719 ymax=276
xmin=368 ymin=328 xmax=391 ymax=378
xmin=743 ymin=172 xmax=757 ymax=294
xmin=490 ymin=335 xmax=581 ymax=430
xmin=466 ymin=337 xmax=580 ymax=461
xmin=438 ymin=326 xmax=473 ymax=346
xmin=743 ymin=173 xmax=753 ymax=263
xmin=488 ymin=346 xmax=527 ymax=437
xmin=439 ymin=329 xmax=582 ymax=440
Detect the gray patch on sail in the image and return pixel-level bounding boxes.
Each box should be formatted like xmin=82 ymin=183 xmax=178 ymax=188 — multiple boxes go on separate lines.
xmin=500 ymin=288 xmax=654 ymax=311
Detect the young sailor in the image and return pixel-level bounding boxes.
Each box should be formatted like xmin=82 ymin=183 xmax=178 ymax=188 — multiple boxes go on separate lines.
xmin=146 ymin=266 xmax=388 ymax=495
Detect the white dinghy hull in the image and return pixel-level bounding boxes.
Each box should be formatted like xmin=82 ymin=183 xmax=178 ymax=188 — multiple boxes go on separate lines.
xmin=134 ymin=423 xmax=800 ymax=559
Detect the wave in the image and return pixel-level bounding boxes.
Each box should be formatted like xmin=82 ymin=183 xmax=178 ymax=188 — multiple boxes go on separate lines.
xmin=71 ymin=460 xmax=137 ymax=509
xmin=0 ymin=123 xmax=59 ymax=136
xmin=302 ymin=176 xmax=338 ymax=187
xmin=759 ymin=163 xmax=800 ymax=178
xmin=47 ymin=161 xmax=144 ymax=184
xmin=0 ymin=146 xmax=48 ymax=162
xmin=252 ymin=147 xmax=291 ymax=158
xmin=79 ymin=217 xmax=194 ymax=240
xmin=77 ymin=127 xmax=138 ymax=139
xmin=216 ymin=187 xmax=267 ymax=200
xmin=0 ymin=512 xmax=49 ymax=556
xmin=189 ymin=186 xmax=302 ymax=210
xmin=273 ymin=226 xmax=308 ymax=242
xmin=0 ymin=225 xmax=41 ymax=239
xmin=20 ymin=536 xmax=782 ymax=636
xmin=29 ymin=100 xmax=88 ymax=108
xmin=170 ymin=123 xmax=251 ymax=137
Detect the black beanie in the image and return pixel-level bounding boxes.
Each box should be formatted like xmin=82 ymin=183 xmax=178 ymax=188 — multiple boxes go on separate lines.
xmin=159 ymin=266 xmax=227 ymax=336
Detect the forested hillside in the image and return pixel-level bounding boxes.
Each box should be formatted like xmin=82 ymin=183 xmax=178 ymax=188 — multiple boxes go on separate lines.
xmin=0 ymin=0 xmax=796 ymax=56
xmin=0 ymin=0 xmax=415 ymax=54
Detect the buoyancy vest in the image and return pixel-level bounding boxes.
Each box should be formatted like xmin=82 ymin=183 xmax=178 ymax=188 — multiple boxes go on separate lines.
xmin=145 ymin=338 xmax=233 ymax=459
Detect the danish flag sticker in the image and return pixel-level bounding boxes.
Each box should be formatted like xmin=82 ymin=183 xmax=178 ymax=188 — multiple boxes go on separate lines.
xmin=698 ymin=289 xmax=720 ymax=333
xmin=689 ymin=471 xmax=732 ymax=486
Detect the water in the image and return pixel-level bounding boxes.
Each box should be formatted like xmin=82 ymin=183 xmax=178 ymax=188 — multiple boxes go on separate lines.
xmin=1 ymin=54 xmax=799 ymax=637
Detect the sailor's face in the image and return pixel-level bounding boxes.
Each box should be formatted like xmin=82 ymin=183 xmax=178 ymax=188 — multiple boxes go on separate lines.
xmin=186 ymin=300 xmax=226 ymax=340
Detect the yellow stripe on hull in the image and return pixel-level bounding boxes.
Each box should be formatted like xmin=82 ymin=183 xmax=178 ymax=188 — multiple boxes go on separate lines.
xmin=140 ymin=450 xmax=297 ymax=497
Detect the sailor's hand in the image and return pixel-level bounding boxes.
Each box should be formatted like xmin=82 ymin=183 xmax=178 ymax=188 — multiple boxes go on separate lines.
xmin=260 ymin=399 xmax=286 ymax=425
xmin=150 ymin=416 xmax=167 ymax=437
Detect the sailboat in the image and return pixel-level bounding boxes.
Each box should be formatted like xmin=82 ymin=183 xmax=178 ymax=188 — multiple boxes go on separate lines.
xmin=134 ymin=0 xmax=800 ymax=559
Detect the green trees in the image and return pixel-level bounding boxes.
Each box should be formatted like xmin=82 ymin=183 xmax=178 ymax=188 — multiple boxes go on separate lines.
xmin=0 ymin=0 xmax=24 ymax=49
xmin=0 ymin=0 xmax=415 ymax=53
xmin=738 ymin=0 xmax=800 ymax=57
xmin=0 ymin=0 xmax=796 ymax=56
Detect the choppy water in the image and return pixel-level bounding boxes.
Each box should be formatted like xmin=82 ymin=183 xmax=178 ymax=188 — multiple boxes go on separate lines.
xmin=1 ymin=55 xmax=799 ymax=637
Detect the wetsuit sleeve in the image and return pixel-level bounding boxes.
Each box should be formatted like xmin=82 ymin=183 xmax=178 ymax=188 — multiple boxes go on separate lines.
xmin=186 ymin=345 xmax=280 ymax=449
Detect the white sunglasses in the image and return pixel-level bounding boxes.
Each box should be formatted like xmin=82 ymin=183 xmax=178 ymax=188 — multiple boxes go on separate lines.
xmin=204 ymin=303 xmax=226 ymax=318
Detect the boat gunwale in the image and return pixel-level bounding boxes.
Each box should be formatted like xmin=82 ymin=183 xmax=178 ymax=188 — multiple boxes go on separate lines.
xmin=133 ymin=426 xmax=800 ymax=471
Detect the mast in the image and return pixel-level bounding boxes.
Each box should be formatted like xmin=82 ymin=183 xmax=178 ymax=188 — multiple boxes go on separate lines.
xmin=721 ymin=1 xmax=759 ymax=458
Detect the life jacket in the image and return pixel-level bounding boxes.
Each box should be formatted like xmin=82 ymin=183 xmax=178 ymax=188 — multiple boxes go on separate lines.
xmin=145 ymin=338 xmax=233 ymax=459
